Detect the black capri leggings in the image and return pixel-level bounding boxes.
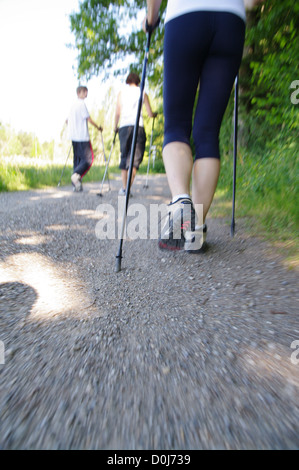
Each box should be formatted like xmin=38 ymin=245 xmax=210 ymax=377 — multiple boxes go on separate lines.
xmin=163 ymin=11 xmax=245 ymax=159
xmin=118 ymin=125 xmax=146 ymax=170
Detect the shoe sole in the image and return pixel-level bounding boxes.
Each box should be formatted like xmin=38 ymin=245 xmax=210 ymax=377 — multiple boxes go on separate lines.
xmin=186 ymin=242 xmax=208 ymax=254
xmin=158 ymin=239 xmax=185 ymax=251
xmin=159 ymin=200 xmax=195 ymax=252
xmin=158 ymin=239 xmax=208 ymax=253
xmin=159 ymin=227 xmax=207 ymax=253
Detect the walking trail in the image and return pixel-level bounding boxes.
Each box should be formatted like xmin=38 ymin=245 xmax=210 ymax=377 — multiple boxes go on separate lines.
xmin=0 ymin=174 xmax=298 ymax=450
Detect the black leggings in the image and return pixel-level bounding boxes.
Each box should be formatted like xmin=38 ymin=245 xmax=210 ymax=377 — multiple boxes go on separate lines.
xmin=118 ymin=126 xmax=146 ymax=170
xmin=163 ymin=11 xmax=245 ymax=159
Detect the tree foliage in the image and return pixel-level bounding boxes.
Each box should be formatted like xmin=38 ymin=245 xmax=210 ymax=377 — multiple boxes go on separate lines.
xmin=241 ymin=0 xmax=299 ymax=147
xmin=70 ymin=1 xmax=298 ymax=130
xmin=0 ymin=123 xmax=54 ymax=159
xmin=69 ymin=0 xmax=167 ymax=87
xmin=70 ymin=1 xmax=299 ymax=198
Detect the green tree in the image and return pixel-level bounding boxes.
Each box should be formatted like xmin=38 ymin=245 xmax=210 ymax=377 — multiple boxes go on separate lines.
xmin=8 ymin=134 xmax=22 ymax=156
xmin=69 ymin=0 xmax=167 ymax=88
xmin=69 ymin=1 xmax=167 ymax=166
xmin=30 ymin=137 xmax=42 ymax=158
xmin=0 ymin=122 xmax=9 ymax=155
xmin=241 ymin=0 xmax=299 ymax=147
xmin=18 ymin=131 xmax=34 ymax=157
xmin=42 ymin=140 xmax=55 ymax=160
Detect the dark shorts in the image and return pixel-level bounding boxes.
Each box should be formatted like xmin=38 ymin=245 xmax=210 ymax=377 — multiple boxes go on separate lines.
xmin=163 ymin=11 xmax=245 ymax=159
xmin=118 ymin=126 xmax=146 ymax=170
xmin=72 ymin=141 xmax=94 ymax=177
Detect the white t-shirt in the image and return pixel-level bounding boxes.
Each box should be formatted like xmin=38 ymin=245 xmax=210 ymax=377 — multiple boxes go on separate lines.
xmin=165 ymin=0 xmax=246 ymax=23
xmin=119 ymin=85 xmax=144 ymax=128
xmin=68 ymin=98 xmax=90 ymax=142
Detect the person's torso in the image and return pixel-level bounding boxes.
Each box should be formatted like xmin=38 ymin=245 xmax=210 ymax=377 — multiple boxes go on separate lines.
xmin=119 ymin=85 xmax=144 ymax=128
xmin=165 ymin=0 xmax=246 ymax=23
xmin=68 ymin=99 xmax=90 ymax=142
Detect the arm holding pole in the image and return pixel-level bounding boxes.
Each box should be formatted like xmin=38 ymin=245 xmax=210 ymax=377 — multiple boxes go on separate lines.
xmin=114 ymin=92 xmax=122 ymax=133
xmin=244 ymin=0 xmax=264 ymax=9
xmin=146 ymin=0 xmax=162 ymax=27
xmin=88 ymin=117 xmax=103 ymax=132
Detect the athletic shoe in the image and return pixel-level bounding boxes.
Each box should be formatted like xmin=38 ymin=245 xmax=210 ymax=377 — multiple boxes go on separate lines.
xmin=158 ymin=197 xmax=196 ymax=251
xmin=72 ymin=185 xmax=83 ymax=192
xmin=71 ymin=173 xmax=82 ymax=192
xmin=185 ymin=223 xmax=208 ymax=253
xmin=118 ymin=188 xmax=133 ymax=197
xmin=73 ymin=180 xmax=83 ymax=192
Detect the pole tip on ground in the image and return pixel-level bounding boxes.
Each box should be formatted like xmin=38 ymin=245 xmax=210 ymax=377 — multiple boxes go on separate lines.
xmin=230 ymin=223 xmax=235 ymax=238
xmin=97 ymin=193 xmax=103 ymax=197
xmin=115 ymin=257 xmax=122 ymax=273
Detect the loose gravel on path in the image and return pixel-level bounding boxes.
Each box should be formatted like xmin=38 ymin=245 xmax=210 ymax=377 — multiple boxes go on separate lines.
xmin=0 ymin=174 xmax=298 ymax=450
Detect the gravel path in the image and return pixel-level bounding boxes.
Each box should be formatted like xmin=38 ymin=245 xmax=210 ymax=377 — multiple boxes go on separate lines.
xmin=0 ymin=174 xmax=298 ymax=450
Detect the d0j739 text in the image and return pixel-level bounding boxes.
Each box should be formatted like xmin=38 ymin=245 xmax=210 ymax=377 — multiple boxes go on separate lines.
xmin=151 ymin=455 xmax=190 ymax=466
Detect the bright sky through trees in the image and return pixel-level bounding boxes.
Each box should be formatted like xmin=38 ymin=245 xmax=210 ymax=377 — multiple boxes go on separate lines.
xmin=0 ymin=0 xmax=109 ymax=142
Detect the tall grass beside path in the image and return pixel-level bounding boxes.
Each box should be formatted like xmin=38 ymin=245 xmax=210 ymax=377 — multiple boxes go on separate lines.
xmin=0 ymin=155 xmax=165 ymax=192
xmin=0 ymin=155 xmax=112 ymax=192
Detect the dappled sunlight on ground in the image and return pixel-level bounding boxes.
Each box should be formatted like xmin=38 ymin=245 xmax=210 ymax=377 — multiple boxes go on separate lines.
xmin=45 ymin=192 xmax=73 ymax=199
xmin=272 ymin=240 xmax=299 ymax=271
xmin=0 ymin=252 xmax=94 ymax=321
xmin=14 ymin=235 xmax=51 ymax=246
xmin=73 ymin=209 xmax=102 ymax=220
xmin=241 ymin=345 xmax=299 ymax=389
xmin=208 ymin=191 xmax=233 ymax=219
xmin=27 ymin=191 xmax=72 ymax=201
xmin=44 ymin=224 xmax=66 ymax=231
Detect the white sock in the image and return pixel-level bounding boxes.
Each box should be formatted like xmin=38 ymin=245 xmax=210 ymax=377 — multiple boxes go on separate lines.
xmin=172 ymin=194 xmax=190 ymax=204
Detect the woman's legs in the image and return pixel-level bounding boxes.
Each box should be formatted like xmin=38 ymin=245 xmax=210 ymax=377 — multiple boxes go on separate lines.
xmin=162 ymin=13 xmax=204 ymax=211
xmin=162 ymin=148 xmax=220 ymax=225
xmin=162 ymin=142 xmax=193 ymax=197
xmin=163 ymin=12 xmax=245 ymax=224
xmin=191 ymin=14 xmax=244 ymax=222
xmin=121 ymin=167 xmax=137 ymax=190
xmin=119 ymin=126 xmax=145 ymax=192
xmin=192 ymin=158 xmax=220 ymax=223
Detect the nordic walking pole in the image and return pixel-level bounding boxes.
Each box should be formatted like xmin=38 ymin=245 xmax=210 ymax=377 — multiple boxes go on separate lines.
xmin=115 ymin=30 xmax=153 ymax=273
xmin=57 ymin=145 xmax=72 ymax=187
xmin=100 ymin=129 xmax=110 ymax=191
xmin=231 ymin=74 xmax=239 ymax=237
xmin=144 ymin=116 xmax=155 ymax=189
xmin=97 ymin=131 xmax=117 ymax=197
